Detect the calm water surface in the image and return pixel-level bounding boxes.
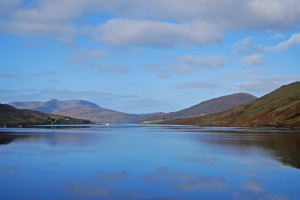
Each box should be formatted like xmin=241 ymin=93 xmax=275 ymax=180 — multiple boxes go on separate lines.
xmin=0 ymin=124 xmax=300 ymax=200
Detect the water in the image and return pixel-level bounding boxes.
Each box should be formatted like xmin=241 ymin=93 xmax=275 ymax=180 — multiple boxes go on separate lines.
xmin=1 ymin=124 xmax=300 ymax=200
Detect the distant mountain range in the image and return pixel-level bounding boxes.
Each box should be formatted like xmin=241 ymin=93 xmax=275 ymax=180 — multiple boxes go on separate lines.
xmin=9 ymin=99 xmax=99 ymax=113
xmin=0 ymin=104 xmax=90 ymax=127
xmin=9 ymin=93 xmax=256 ymax=123
xmin=141 ymin=93 xmax=257 ymax=121
xmin=9 ymin=99 xmax=154 ymax=123
xmin=5 ymin=82 xmax=300 ymax=127
xmin=161 ymin=82 xmax=300 ymax=128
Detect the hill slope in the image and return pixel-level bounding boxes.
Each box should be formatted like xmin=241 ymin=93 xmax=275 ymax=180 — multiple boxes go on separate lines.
xmin=161 ymin=82 xmax=300 ymax=128
xmin=52 ymin=105 xmax=153 ymax=123
xmin=142 ymin=93 xmax=257 ymax=121
xmin=0 ymin=104 xmax=91 ymax=127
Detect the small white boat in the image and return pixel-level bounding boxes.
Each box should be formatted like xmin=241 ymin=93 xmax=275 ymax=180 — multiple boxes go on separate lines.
xmin=105 ymin=123 xmax=110 ymax=126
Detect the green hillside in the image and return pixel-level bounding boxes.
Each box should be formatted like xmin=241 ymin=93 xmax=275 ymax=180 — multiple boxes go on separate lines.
xmin=0 ymin=104 xmax=91 ymax=127
xmin=161 ymin=82 xmax=300 ymax=128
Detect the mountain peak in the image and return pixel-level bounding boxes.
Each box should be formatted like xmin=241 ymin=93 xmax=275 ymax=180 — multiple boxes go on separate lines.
xmin=48 ymin=99 xmax=58 ymax=102
xmin=9 ymin=99 xmax=100 ymax=113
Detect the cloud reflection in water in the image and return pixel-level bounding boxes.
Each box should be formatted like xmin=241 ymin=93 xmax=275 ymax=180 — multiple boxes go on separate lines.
xmin=141 ymin=168 xmax=228 ymax=191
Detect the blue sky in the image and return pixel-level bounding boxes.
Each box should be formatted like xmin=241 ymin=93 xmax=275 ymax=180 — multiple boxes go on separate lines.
xmin=1 ymin=0 xmax=300 ymax=114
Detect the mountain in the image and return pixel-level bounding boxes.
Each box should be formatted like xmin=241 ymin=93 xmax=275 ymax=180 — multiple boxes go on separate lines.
xmin=9 ymin=99 xmax=99 ymax=113
xmin=0 ymin=104 xmax=91 ymax=127
xmin=9 ymin=99 xmax=154 ymax=123
xmin=9 ymin=94 xmax=256 ymax=123
xmin=141 ymin=93 xmax=257 ymax=121
xmin=161 ymin=82 xmax=300 ymax=128
xmin=52 ymin=105 xmax=153 ymax=123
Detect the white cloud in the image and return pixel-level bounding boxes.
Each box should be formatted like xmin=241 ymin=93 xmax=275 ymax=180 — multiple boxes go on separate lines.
xmin=234 ymin=32 xmax=300 ymax=55
xmin=233 ymin=37 xmax=252 ymax=49
xmin=0 ymin=20 xmax=79 ymax=42
xmin=1 ymin=0 xmax=300 ymax=47
xmin=248 ymin=0 xmax=300 ymax=29
xmin=140 ymin=55 xmax=228 ymax=76
xmin=233 ymin=76 xmax=300 ymax=95
xmin=232 ymin=37 xmax=263 ymax=54
xmin=65 ymin=49 xmax=128 ymax=74
xmin=75 ymin=62 xmax=129 ymax=74
xmin=91 ymin=19 xmax=222 ymax=47
xmin=232 ymin=32 xmax=299 ymax=67
xmin=265 ymin=32 xmax=300 ymax=51
xmin=179 ymin=55 xmax=228 ymax=69
xmin=240 ymin=54 xmax=263 ymax=66
xmin=67 ymin=50 xmax=110 ymax=63
xmin=166 ymin=55 xmax=228 ymax=74
xmin=0 ymin=0 xmax=22 ymax=16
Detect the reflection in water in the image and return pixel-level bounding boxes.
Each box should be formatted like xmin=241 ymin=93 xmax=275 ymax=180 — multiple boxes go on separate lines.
xmin=189 ymin=129 xmax=300 ymax=169
xmin=0 ymin=129 xmax=101 ymax=146
xmin=0 ymin=134 xmax=16 ymax=145
xmin=0 ymin=125 xmax=300 ymax=200
xmin=242 ymin=179 xmax=264 ymax=192
xmin=65 ymin=170 xmax=129 ymax=199
xmin=141 ymin=168 xmax=228 ymax=191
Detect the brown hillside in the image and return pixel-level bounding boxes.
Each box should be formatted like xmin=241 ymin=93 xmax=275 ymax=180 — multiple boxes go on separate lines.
xmin=142 ymin=93 xmax=257 ymax=121
xmin=52 ymin=105 xmax=153 ymax=123
xmin=161 ymin=82 xmax=300 ymax=128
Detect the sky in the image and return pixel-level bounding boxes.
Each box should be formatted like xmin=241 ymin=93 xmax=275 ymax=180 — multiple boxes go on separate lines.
xmin=0 ymin=0 xmax=300 ymax=114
